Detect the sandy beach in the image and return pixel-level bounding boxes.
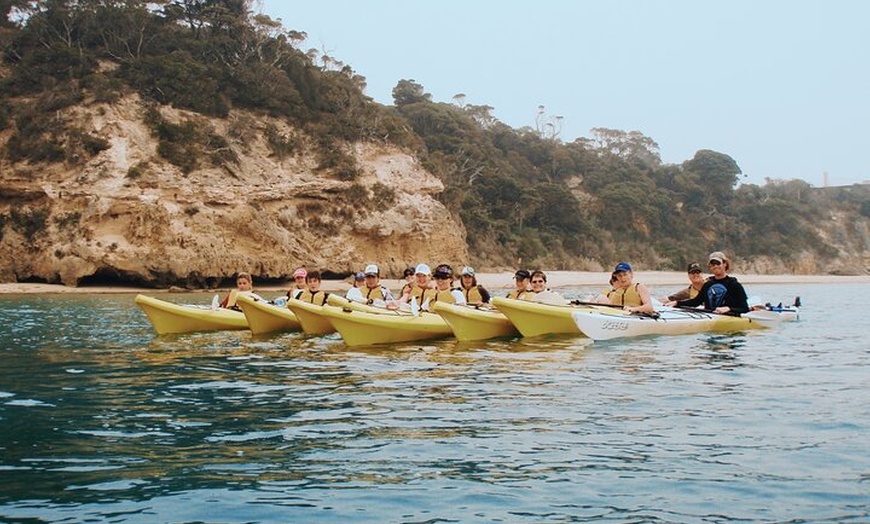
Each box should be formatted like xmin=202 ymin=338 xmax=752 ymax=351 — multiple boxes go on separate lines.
xmin=1 ymin=271 xmax=867 ymax=295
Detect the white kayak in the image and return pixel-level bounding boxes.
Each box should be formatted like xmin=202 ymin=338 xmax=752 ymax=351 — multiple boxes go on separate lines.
xmin=572 ymin=307 xmax=792 ymax=341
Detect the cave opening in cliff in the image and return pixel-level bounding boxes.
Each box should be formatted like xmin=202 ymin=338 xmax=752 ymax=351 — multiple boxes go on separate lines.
xmin=78 ymin=268 xmax=154 ymax=288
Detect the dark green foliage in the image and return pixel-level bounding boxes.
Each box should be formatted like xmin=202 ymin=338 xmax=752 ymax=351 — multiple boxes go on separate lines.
xmin=10 ymin=207 xmax=48 ymax=240
xmin=0 ymin=1 xmax=862 ymax=271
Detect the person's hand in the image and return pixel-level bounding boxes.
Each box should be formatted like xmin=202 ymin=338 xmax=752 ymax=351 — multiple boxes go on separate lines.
xmin=714 ymin=306 xmax=730 ymax=314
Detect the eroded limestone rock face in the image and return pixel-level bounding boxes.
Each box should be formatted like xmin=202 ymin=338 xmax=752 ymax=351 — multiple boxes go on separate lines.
xmin=0 ymin=96 xmax=468 ymax=287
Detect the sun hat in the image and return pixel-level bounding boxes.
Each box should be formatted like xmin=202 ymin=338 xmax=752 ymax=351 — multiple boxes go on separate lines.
xmin=415 ymin=263 xmax=431 ymax=276
xmin=613 ymin=262 xmax=632 ymax=273
xmin=364 ymin=264 xmax=379 ymax=276
xmin=460 ymin=266 xmax=475 ymax=276
xmin=293 ymin=267 xmax=307 ymax=278
xmin=687 ymin=262 xmax=702 ymax=273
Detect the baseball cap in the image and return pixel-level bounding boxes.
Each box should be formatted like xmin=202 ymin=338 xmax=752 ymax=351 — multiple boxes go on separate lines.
xmin=354 ymin=272 xmax=365 ymax=281
xmin=708 ymin=251 xmax=727 ymax=264
xmin=514 ymin=269 xmax=531 ymax=280
xmin=415 ymin=263 xmax=431 ymax=276
xmin=460 ymin=266 xmax=475 ymax=276
xmin=364 ymin=264 xmax=379 ymax=276
xmin=687 ymin=262 xmax=702 ymax=273
xmin=293 ymin=268 xmax=307 ymax=278
xmin=613 ymin=262 xmax=632 ymax=273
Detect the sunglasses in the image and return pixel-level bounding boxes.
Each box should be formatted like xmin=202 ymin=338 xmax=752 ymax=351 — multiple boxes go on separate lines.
xmin=689 ymin=270 xmax=702 ymax=274
xmin=708 ymin=260 xmax=722 ymax=266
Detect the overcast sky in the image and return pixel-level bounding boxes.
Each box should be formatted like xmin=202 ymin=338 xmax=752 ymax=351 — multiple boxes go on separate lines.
xmin=260 ymin=1 xmax=868 ymax=187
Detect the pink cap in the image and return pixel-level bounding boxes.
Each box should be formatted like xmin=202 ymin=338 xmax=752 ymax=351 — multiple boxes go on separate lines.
xmin=293 ymin=268 xmax=307 ymax=278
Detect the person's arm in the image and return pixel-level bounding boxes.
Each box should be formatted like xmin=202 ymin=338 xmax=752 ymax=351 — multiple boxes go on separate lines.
xmin=624 ymin=284 xmax=655 ymax=313
xmin=720 ymin=279 xmax=749 ymax=315
xmin=675 ymin=282 xmax=708 ymax=308
xmin=667 ymin=287 xmax=690 ymax=302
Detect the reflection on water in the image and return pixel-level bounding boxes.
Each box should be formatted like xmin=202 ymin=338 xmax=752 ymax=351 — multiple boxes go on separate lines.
xmin=0 ymin=286 xmax=868 ymax=523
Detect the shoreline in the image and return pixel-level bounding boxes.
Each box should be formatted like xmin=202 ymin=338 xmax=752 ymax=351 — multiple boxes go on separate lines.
xmin=1 ymin=271 xmax=867 ymax=295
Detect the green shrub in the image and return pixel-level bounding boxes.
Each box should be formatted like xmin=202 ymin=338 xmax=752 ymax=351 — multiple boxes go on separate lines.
xmin=10 ymin=207 xmax=48 ymax=240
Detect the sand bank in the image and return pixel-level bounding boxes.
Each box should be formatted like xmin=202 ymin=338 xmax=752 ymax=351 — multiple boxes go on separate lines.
xmin=0 ymin=271 xmax=867 ymax=295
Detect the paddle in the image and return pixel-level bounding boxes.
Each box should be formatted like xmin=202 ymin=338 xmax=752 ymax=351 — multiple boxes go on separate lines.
xmin=569 ymin=300 xmax=625 ymax=309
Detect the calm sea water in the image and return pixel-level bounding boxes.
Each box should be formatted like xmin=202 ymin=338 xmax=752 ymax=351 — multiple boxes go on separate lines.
xmin=0 ymin=283 xmax=867 ymax=524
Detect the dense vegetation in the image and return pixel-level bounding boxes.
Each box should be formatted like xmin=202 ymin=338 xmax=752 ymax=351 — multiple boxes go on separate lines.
xmin=1 ymin=0 xmax=867 ymax=271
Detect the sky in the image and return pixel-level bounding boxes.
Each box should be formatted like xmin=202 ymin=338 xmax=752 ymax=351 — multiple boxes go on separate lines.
xmin=259 ymin=1 xmax=868 ymax=187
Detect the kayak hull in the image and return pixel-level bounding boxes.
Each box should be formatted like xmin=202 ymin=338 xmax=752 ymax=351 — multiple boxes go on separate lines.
xmin=490 ymin=297 xmax=584 ymax=337
xmin=572 ymin=308 xmax=769 ymax=341
xmin=318 ymin=305 xmax=453 ymax=346
xmin=285 ymin=298 xmax=336 ymax=335
xmin=135 ymin=294 xmax=248 ymax=335
xmin=235 ymin=294 xmax=301 ymax=335
xmin=431 ymin=302 xmax=519 ymax=341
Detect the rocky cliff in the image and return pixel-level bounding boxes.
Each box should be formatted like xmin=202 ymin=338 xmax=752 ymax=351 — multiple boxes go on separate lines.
xmin=0 ymin=95 xmax=468 ymax=287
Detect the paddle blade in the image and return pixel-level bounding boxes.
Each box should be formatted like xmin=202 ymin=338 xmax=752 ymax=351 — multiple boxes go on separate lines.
xmin=409 ymin=296 xmax=420 ymax=317
xmin=211 ymin=294 xmax=220 ymax=310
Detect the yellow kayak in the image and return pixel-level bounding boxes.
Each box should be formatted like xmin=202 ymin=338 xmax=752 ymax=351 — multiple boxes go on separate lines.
xmin=285 ymin=298 xmax=336 ymax=335
xmin=431 ymin=302 xmax=519 ymax=341
xmin=326 ymin=293 xmax=392 ymax=314
xmin=317 ymin=305 xmax=453 ymax=346
xmin=234 ymin=294 xmax=301 ymax=335
xmin=135 ymin=294 xmax=248 ymax=335
xmin=490 ymin=297 xmax=607 ymax=337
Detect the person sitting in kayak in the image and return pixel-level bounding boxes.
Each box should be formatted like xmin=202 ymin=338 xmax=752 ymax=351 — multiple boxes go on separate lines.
xmin=399 ymin=266 xmax=415 ymax=298
xmin=389 ymin=263 xmax=434 ymax=310
xmin=596 ymin=262 xmax=655 ymax=314
xmin=667 ymin=251 xmax=749 ymax=316
xmin=220 ymin=272 xmax=262 ymax=310
xmin=506 ymin=269 xmax=534 ymax=300
xmin=295 ymin=270 xmax=328 ymax=306
xmin=345 ymin=271 xmax=366 ymax=302
xmin=421 ymin=264 xmax=466 ymax=310
xmin=287 ymin=267 xmax=308 ymax=300
xmin=527 ymin=270 xmax=566 ymax=304
xmin=660 ymin=262 xmax=706 ymax=303
xmin=358 ymin=264 xmax=395 ymax=306
xmin=458 ymin=266 xmax=491 ymax=305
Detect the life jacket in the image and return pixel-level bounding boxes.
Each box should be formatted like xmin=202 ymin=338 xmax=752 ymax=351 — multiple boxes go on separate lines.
xmin=607 ymin=283 xmax=643 ymax=306
xmin=297 ymin=289 xmax=328 ymax=306
xmin=507 ymin=289 xmax=534 ymax=300
xmin=462 ymin=285 xmax=488 ymax=304
xmin=408 ymin=284 xmax=428 ymax=303
xmin=423 ymin=287 xmax=459 ymax=305
xmin=364 ymin=285 xmax=390 ymax=302
xmin=687 ymin=285 xmax=700 ymax=300
xmin=221 ymin=289 xmax=240 ymax=310
xmin=400 ymin=282 xmax=413 ymax=298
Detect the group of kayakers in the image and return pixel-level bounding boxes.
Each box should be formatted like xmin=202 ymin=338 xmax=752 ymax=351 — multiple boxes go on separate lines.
xmin=221 ymin=249 xmax=750 ymax=316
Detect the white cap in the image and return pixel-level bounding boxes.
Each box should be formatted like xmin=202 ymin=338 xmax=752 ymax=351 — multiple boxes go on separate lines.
xmin=415 ymin=263 xmax=431 ymax=276
xmin=364 ymin=264 xmax=379 ymax=276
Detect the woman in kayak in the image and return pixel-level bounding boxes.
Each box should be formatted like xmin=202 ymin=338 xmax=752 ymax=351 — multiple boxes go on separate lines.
xmin=458 ymin=266 xmax=491 ymax=305
xmin=667 ymin=251 xmax=749 ymax=316
xmin=421 ymin=264 xmax=466 ymax=310
xmin=597 ymin=262 xmax=655 ymax=314
xmin=220 ymin=272 xmax=262 ymax=310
